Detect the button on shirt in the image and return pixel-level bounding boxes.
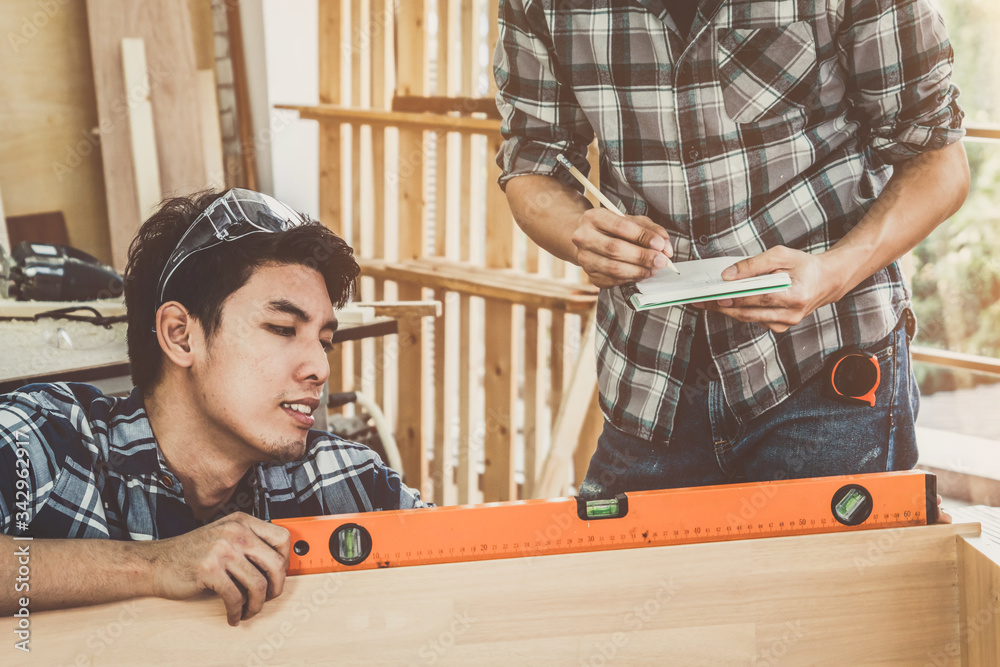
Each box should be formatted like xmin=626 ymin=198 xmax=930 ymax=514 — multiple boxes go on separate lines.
xmin=495 ymin=0 xmax=964 ymax=441
xmin=0 ymin=383 xmax=426 ymax=540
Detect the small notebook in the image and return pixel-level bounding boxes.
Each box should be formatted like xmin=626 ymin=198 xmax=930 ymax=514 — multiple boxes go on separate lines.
xmin=620 ymin=256 xmax=791 ymax=311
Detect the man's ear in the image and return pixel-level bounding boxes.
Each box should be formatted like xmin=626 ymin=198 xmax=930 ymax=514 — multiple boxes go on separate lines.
xmin=155 ymin=302 xmax=199 ymax=369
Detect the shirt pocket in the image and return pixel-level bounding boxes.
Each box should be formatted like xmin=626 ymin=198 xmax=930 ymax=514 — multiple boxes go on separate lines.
xmin=717 ymin=21 xmax=818 ymax=124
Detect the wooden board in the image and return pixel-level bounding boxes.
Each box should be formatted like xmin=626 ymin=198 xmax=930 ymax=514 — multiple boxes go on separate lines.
xmin=120 ymin=38 xmax=162 ymax=223
xmin=86 ymin=0 xmax=207 ymax=270
xmin=1 ymin=523 xmax=982 ymax=665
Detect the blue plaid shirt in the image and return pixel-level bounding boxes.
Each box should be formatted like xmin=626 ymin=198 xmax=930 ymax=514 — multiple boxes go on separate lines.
xmin=495 ymin=0 xmax=965 ymax=441
xmin=0 ymin=383 xmax=425 ymax=540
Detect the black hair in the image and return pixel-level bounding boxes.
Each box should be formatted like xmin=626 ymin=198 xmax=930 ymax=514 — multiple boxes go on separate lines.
xmin=123 ymin=190 xmax=359 ymax=395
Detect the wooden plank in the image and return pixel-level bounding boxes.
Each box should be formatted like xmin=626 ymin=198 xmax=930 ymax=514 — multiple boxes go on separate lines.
xmin=120 ymin=38 xmax=162 ymax=223
xmin=432 ymin=288 xmax=449 ymax=505
xmin=457 ymin=295 xmax=476 ymax=504
xmin=481 ymin=127 xmax=517 ymax=500
xmin=371 ymin=127 xmax=387 ymax=411
xmin=523 ymin=306 xmax=540 ymax=496
xmin=319 ymin=0 xmax=346 ymax=406
xmin=573 ymin=387 xmax=603 ymax=490
xmin=369 ymin=0 xmax=389 ymax=412
xmin=86 ymin=0 xmax=207 ymax=269
xmin=537 ymin=310 xmax=597 ymax=498
xmin=394 ymin=0 xmax=428 ymax=496
xmin=3 ymin=524 xmax=976 ymax=665
xmin=195 ymin=70 xmax=225 ymax=190
xmin=481 ymin=299 xmax=517 ymax=501
xmin=278 ymin=105 xmax=501 ymax=134
xmin=392 ymin=96 xmax=502 ymax=119
xmin=223 ymin=0 xmax=256 ymax=190
xmin=958 ymin=535 xmax=1000 ymax=666
xmin=318 ymin=0 xmax=343 ymax=106
xmin=549 ymin=310 xmax=566 ymax=413
xmin=358 ymin=258 xmax=598 ymax=312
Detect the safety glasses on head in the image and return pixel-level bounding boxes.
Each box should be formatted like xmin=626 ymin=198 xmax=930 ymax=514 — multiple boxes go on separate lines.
xmin=154 ymin=189 xmax=309 ymax=319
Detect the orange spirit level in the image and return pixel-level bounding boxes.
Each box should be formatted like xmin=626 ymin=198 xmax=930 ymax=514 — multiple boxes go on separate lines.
xmin=274 ymin=470 xmax=936 ymax=576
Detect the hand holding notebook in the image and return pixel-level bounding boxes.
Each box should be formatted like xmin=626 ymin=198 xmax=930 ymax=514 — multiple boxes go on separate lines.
xmin=620 ymin=256 xmax=791 ymax=311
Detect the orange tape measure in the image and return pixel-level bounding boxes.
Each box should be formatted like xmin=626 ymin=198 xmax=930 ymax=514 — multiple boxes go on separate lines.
xmin=275 ymin=470 xmax=936 ymax=576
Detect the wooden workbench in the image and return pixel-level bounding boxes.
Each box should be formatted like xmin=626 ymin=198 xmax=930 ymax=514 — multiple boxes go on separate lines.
xmin=2 ymin=520 xmax=997 ymax=665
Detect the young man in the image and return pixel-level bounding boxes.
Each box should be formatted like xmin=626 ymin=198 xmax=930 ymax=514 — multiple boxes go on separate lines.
xmin=495 ymin=0 xmax=970 ymax=495
xmin=0 ymin=189 xmax=424 ymax=625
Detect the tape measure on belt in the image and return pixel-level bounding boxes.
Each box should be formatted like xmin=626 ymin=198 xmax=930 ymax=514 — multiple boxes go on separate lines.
xmin=274 ymin=470 xmax=937 ymax=576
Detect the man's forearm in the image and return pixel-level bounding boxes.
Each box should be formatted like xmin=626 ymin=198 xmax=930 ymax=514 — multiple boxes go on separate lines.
xmin=1 ymin=534 xmax=154 ymax=614
xmin=823 ymin=141 xmax=970 ymax=299
xmin=504 ymin=174 xmax=592 ymax=264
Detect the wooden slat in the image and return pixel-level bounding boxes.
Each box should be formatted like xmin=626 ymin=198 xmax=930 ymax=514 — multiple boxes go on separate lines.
xmin=912 ymin=346 xmax=1000 ymax=377
xmin=966 ymin=125 xmax=1000 ymax=142
xmin=358 ymin=258 xmax=598 ymax=311
xmin=86 ymin=0 xmax=206 ymax=270
xmin=224 ymin=0 xmax=256 ymax=189
xmin=573 ymin=387 xmax=603 ymax=489
xmin=457 ymin=294 xmax=476 ymax=503
xmin=432 ymin=288 xmax=449 ymax=505
xmin=4 ymin=524 xmax=977 ymax=665
xmin=537 ymin=310 xmax=597 ymax=498
xmin=348 ymin=0 xmax=368 ymax=401
xmin=482 ymin=130 xmax=517 ymax=500
xmin=371 ymin=127 xmax=387 ymax=411
xmin=195 ymin=70 xmax=225 ymax=189
xmin=319 ymin=0 xmax=347 ymax=406
xmin=278 ymin=104 xmax=501 ymax=134
xmin=392 ymin=96 xmax=502 ymax=118
xmin=394 ymin=0 xmax=429 ymax=496
xmin=523 ymin=306 xmax=540 ymax=496
xmin=549 ymin=310 xmax=566 ymax=414
xmin=120 ymin=38 xmax=162 ymax=222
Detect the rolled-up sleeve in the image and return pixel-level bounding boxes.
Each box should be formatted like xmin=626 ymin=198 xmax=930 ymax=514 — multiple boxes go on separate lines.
xmin=494 ymin=0 xmax=595 ymax=190
xmin=838 ymin=0 xmax=965 ymax=164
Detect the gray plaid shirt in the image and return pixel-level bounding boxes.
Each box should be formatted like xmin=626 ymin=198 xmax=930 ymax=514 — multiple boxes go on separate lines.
xmin=0 ymin=383 xmax=425 ymax=540
xmin=495 ymin=0 xmax=964 ymax=441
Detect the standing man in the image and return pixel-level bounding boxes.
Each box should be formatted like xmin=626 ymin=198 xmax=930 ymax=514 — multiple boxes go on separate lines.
xmin=495 ymin=0 xmax=970 ymax=495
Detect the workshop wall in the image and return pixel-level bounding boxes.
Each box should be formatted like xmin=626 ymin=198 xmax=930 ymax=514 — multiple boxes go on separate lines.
xmin=0 ymin=0 xmax=217 ymax=267
xmin=0 ymin=0 xmax=110 ymax=264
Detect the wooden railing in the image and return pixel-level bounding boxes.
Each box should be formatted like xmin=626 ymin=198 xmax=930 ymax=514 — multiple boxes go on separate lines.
xmin=292 ymin=2 xmax=1000 ymax=508
xmin=290 ymin=0 xmax=604 ymax=506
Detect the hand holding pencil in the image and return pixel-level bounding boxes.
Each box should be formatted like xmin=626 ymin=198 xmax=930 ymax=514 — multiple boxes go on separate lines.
xmin=556 ymin=154 xmax=680 ymax=279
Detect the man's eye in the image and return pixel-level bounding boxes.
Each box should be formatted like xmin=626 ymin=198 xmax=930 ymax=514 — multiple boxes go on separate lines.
xmin=268 ymin=325 xmax=295 ymax=337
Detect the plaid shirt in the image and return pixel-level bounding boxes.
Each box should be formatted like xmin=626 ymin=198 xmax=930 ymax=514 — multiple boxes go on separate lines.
xmin=495 ymin=0 xmax=964 ymax=441
xmin=0 ymin=383 xmax=425 ymax=540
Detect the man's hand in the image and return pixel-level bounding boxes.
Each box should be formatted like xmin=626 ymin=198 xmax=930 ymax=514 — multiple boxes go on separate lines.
xmin=692 ymin=245 xmax=844 ymax=333
xmin=147 ymin=512 xmax=291 ymax=626
xmin=571 ymin=208 xmax=674 ymax=288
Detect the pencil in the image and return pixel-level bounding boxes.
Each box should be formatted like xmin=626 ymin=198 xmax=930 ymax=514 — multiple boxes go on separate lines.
xmin=555 ymin=154 xmax=680 ymax=275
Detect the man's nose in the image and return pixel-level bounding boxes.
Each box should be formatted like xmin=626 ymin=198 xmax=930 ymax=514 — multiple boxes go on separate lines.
xmin=300 ymin=340 xmax=331 ymax=386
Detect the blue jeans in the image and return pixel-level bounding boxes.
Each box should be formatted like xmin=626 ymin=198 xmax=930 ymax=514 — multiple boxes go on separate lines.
xmin=580 ymin=314 xmax=919 ymax=498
